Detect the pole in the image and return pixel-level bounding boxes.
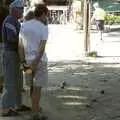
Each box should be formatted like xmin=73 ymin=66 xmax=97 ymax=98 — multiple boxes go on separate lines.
xmin=88 ymin=0 xmax=91 ymax=52
xmin=83 ymin=0 xmax=91 ymax=56
xmin=83 ymin=0 xmax=88 ymax=54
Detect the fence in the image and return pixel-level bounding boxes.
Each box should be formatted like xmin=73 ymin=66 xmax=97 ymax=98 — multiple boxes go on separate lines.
xmin=47 ymin=6 xmax=68 ymax=24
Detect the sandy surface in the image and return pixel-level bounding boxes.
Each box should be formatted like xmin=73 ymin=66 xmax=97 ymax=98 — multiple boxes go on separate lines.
xmin=1 ymin=60 xmax=120 ymax=120
xmin=18 ymin=60 xmax=120 ymax=120
xmin=41 ymin=61 xmax=120 ymax=120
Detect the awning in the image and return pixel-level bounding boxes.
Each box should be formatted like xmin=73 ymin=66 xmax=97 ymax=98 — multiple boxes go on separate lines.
xmin=92 ymin=1 xmax=120 ymax=12
xmin=102 ymin=3 xmax=120 ymax=12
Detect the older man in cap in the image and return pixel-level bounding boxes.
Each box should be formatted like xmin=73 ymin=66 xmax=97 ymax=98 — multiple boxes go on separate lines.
xmin=1 ymin=0 xmax=30 ymax=116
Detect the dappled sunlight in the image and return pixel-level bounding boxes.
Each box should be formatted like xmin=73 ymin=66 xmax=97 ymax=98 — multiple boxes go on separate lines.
xmin=82 ymin=64 xmax=94 ymax=69
xmin=65 ymin=87 xmax=82 ymax=91
xmin=102 ymin=64 xmax=120 ymax=68
xmin=49 ymin=64 xmax=83 ymax=73
xmin=82 ymin=64 xmax=90 ymax=67
xmin=43 ymin=59 xmax=120 ymax=120
xmin=63 ymin=102 xmax=86 ymax=106
xmin=56 ymin=95 xmax=87 ymax=99
xmin=64 ymin=65 xmax=83 ymax=70
xmin=72 ymin=72 xmax=88 ymax=76
xmin=84 ymin=66 xmax=94 ymax=70
xmin=49 ymin=67 xmax=65 ymax=73
xmin=46 ymin=86 xmax=60 ymax=91
xmin=66 ymin=87 xmax=93 ymax=92
xmin=100 ymin=73 xmax=108 ymax=76
xmin=45 ymin=86 xmax=84 ymax=92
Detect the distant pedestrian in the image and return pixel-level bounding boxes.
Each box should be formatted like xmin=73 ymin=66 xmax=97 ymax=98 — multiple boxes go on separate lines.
xmin=91 ymin=2 xmax=106 ymax=40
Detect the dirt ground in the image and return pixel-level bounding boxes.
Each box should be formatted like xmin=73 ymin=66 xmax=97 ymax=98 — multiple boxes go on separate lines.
xmin=42 ymin=60 xmax=120 ymax=120
xmin=1 ymin=60 xmax=120 ymax=120
xmin=22 ymin=60 xmax=120 ymax=120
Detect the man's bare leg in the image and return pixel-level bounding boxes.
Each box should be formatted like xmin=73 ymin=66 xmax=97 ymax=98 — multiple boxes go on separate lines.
xmin=98 ymin=30 xmax=103 ymax=40
xmin=31 ymin=86 xmax=41 ymax=115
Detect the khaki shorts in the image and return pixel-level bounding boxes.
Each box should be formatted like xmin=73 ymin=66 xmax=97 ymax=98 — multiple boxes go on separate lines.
xmin=33 ymin=61 xmax=48 ymax=87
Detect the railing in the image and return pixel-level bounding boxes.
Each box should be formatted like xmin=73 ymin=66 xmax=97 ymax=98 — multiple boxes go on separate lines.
xmin=47 ymin=6 xmax=68 ymax=24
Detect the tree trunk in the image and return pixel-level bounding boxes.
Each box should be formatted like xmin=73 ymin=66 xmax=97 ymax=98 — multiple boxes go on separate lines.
xmin=83 ymin=0 xmax=91 ymax=54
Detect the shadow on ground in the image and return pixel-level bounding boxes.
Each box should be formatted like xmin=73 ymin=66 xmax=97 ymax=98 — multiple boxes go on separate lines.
xmin=1 ymin=60 xmax=120 ymax=120
xmin=41 ymin=60 xmax=120 ymax=120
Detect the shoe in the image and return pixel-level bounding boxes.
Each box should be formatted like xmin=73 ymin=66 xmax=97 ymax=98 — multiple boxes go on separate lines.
xmin=16 ymin=105 xmax=31 ymax=112
xmin=1 ymin=109 xmax=19 ymax=117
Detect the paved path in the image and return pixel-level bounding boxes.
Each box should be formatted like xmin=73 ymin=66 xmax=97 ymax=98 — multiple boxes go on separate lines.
xmin=46 ymin=24 xmax=84 ymax=61
xmin=47 ymin=24 xmax=120 ymax=62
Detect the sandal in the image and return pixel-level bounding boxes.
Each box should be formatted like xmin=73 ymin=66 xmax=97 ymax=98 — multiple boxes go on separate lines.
xmin=1 ymin=109 xmax=19 ymax=117
xmin=16 ymin=105 xmax=31 ymax=112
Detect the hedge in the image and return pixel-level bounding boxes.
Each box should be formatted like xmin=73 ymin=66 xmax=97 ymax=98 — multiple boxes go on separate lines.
xmin=105 ymin=15 xmax=120 ymax=25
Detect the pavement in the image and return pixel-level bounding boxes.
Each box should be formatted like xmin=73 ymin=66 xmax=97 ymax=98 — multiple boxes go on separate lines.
xmin=46 ymin=24 xmax=120 ymax=63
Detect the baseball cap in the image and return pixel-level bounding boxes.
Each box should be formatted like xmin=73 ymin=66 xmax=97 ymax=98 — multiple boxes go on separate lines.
xmin=9 ymin=0 xmax=25 ymax=8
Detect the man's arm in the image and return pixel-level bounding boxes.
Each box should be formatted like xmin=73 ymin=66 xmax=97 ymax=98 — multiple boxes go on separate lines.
xmin=31 ymin=40 xmax=47 ymax=70
xmin=5 ymin=18 xmax=19 ymax=43
xmin=18 ymin=36 xmax=26 ymax=62
xmin=91 ymin=11 xmax=96 ymax=23
xmin=36 ymin=40 xmax=47 ymax=60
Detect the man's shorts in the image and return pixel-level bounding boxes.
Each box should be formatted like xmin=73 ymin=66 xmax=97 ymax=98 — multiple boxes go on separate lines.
xmin=96 ymin=20 xmax=104 ymax=31
xmin=33 ymin=61 xmax=48 ymax=88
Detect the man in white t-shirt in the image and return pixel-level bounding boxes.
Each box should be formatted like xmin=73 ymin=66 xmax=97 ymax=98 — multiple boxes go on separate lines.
xmin=19 ymin=4 xmax=49 ymax=120
xmin=91 ymin=2 xmax=106 ymax=40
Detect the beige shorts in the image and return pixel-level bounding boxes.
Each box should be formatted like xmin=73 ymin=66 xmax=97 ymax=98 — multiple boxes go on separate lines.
xmin=33 ymin=61 xmax=48 ymax=87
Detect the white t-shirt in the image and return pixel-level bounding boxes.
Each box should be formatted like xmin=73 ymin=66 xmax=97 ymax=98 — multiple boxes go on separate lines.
xmin=19 ymin=19 xmax=48 ymax=63
xmin=93 ymin=8 xmax=106 ymax=20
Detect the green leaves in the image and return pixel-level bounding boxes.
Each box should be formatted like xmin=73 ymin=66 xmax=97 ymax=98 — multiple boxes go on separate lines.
xmin=105 ymin=15 xmax=120 ymax=25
